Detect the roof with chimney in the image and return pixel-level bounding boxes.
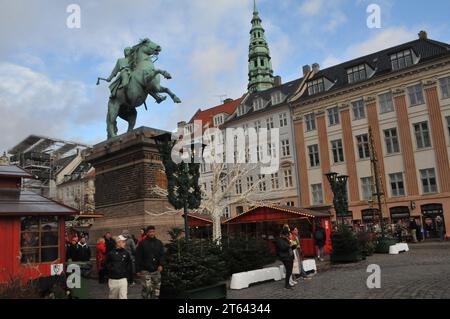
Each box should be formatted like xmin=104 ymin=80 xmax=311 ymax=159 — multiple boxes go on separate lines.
xmin=297 ymin=34 xmax=450 ymax=103
xmin=224 ymin=77 xmax=304 ymax=125
xmin=188 ymin=97 xmax=243 ymax=128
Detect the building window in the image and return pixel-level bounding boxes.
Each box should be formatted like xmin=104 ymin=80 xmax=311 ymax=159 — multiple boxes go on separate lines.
xmin=271 ymin=91 xmax=283 ymax=105
xmin=327 ymin=106 xmax=340 ymax=126
xmin=20 ymin=216 xmax=59 ymax=264
xmin=213 ymin=114 xmax=224 ymax=126
xmin=311 ymin=184 xmax=324 ymax=205
xmin=246 ymin=176 xmax=254 ymax=189
xmin=305 ymin=113 xmax=316 ymax=131
xmin=279 ymin=113 xmax=288 ymax=127
xmin=271 ymin=173 xmax=280 ymax=190
xmin=352 ymin=99 xmax=366 ymax=120
xmin=253 ymin=98 xmax=265 ymax=111
xmin=389 ymin=173 xmax=405 ymax=197
xmin=420 ymin=168 xmax=438 ymax=194
xmin=379 ymin=92 xmax=394 ymax=114
xmin=391 ymin=49 xmax=413 ymax=71
xmin=235 ymin=179 xmax=243 ymax=194
xmin=281 ymin=139 xmax=291 ymax=157
xmin=268 ymin=143 xmax=276 ymax=158
xmin=254 ymin=120 xmax=262 ymax=132
xmin=286 ymin=201 xmax=295 ymax=207
xmin=283 ymin=169 xmax=293 ymax=188
xmin=361 ymin=177 xmax=373 ymax=201
xmin=356 ymin=134 xmax=370 ymax=159
xmin=347 ymin=64 xmax=367 ymax=84
xmin=414 ymin=121 xmax=432 ymax=149
xmin=266 ymin=117 xmax=274 ymax=130
xmin=258 ymin=175 xmax=267 ymax=192
xmin=308 ymin=144 xmax=320 ymax=167
xmin=408 ymin=84 xmax=425 ymax=106
xmin=331 ymin=139 xmax=345 ymax=163
xmin=384 ymin=128 xmax=400 ymax=154
xmin=237 ymin=104 xmax=247 ymax=117
xmin=446 ymin=116 xmax=450 ymax=138
xmin=440 ymin=76 xmax=450 ymax=99
xmin=307 ymin=78 xmax=325 ymax=95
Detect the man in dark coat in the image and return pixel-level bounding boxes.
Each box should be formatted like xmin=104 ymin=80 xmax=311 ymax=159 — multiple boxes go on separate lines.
xmin=275 ymin=226 xmax=296 ymax=290
xmin=104 ymin=232 xmax=116 ymax=254
xmin=72 ymin=237 xmax=91 ymax=262
xmin=135 ymin=226 xmax=165 ymax=299
xmin=315 ymin=224 xmax=327 ymax=261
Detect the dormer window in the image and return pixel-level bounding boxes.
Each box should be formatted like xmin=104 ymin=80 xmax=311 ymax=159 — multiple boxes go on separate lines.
xmin=391 ymin=49 xmax=415 ymax=71
xmin=307 ymin=78 xmax=325 ymax=95
xmin=253 ymin=98 xmax=265 ymax=111
xmin=237 ymin=104 xmax=247 ymax=117
xmin=271 ymin=91 xmax=284 ymax=105
xmin=347 ymin=64 xmax=368 ymax=84
xmin=213 ymin=114 xmax=224 ymax=126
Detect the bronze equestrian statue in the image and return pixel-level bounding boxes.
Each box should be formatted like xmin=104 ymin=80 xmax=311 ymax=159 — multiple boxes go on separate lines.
xmin=97 ymin=38 xmax=181 ymax=139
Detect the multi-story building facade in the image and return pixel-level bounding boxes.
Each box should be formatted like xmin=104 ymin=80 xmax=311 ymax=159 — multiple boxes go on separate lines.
xmin=290 ymin=31 xmax=450 ymax=238
xmin=223 ymin=76 xmax=309 ymax=216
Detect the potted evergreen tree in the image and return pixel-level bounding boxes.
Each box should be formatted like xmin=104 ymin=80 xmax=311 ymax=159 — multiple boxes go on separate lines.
xmin=160 ymin=228 xmax=227 ymax=299
xmin=330 ymin=225 xmax=363 ymax=263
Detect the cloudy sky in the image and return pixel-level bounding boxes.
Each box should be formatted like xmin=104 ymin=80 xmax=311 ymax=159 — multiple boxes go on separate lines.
xmin=1 ymin=0 xmax=450 ymax=152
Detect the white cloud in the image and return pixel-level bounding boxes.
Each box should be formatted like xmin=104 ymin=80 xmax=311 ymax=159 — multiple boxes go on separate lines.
xmin=299 ymin=0 xmax=324 ymax=16
xmin=346 ymin=27 xmax=412 ymax=58
xmin=0 ymin=63 xmax=101 ymax=151
xmin=320 ymin=27 xmax=416 ymax=68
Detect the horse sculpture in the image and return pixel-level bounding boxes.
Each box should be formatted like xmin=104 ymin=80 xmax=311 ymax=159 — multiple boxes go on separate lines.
xmin=98 ymin=38 xmax=181 ymax=139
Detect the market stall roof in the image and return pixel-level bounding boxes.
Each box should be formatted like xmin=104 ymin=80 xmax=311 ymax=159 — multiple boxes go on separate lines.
xmin=0 ymin=165 xmax=33 ymax=179
xmin=224 ymin=205 xmax=331 ymax=224
xmin=0 ymin=188 xmax=79 ymax=216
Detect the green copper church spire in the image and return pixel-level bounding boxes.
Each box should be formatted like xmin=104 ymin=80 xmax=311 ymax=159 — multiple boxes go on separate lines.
xmin=248 ymin=0 xmax=274 ymax=93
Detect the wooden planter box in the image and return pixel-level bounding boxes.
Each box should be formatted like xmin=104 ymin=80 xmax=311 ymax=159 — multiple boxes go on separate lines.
xmin=162 ymin=282 xmax=227 ymax=299
xmin=330 ymin=252 xmax=363 ymax=264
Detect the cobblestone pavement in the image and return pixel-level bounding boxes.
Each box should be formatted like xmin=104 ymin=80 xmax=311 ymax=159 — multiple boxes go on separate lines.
xmin=86 ymin=242 xmax=450 ymax=299
xmin=228 ymin=241 xmax=450 ymax=299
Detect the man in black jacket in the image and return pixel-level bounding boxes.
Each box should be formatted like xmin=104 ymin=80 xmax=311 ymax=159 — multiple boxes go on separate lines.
xmin=135 ymin=226 xmax=165 ymax=299
xmin=275 ymin=226 xmax=296 ymax=290
xmin=105 ymin=235 xmax=132 ymax=299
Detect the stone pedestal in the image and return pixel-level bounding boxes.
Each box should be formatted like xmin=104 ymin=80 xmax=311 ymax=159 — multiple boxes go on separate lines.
xmin=86 ymin=127 xmax=183 ymax=242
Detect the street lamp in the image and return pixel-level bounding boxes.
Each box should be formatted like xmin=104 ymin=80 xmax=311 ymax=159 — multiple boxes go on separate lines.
xmin=325 ymin=171 xmax=349 ymax=225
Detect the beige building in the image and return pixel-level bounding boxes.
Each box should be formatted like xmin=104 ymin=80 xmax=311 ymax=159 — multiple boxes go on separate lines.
xmin=290 ymin=32 xmax=450 ymax=238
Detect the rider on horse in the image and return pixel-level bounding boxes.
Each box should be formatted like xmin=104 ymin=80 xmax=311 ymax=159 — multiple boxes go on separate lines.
xmin=106 ymin=47 xmax=132 ymax=98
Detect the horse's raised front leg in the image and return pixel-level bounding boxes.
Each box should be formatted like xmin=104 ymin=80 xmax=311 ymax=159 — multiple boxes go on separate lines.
xmin=154 ymin=69 xmax=172 ymax=80
xmin=107 ymin=99 xmax=120 ymax=139
xmin=159 ymin=85 xmax=181 ymax=103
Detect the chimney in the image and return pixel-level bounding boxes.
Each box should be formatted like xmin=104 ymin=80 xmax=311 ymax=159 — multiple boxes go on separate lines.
xmin=223 ymin=98 xmax=233 ymax=104
xmin=177 ymin=121 xmax=186 ymax=130
xmin=418 ymin=30 xmax=428 ymax=40
xmin=302 ymin=65 xmax=311 ymax=76
xmin=274 ymin=75 xmax=282 ymax=86
xmin=312 ymin=63 xmax=320 ymax=73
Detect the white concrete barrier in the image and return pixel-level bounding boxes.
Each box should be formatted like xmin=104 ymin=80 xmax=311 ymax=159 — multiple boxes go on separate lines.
xmin=302 ymin=259 xmax=317 ymax=273
xmin=389 ymin=243 xmax=410 ymax=255
xmin=230 ymin=267 xmax=283 ymax=290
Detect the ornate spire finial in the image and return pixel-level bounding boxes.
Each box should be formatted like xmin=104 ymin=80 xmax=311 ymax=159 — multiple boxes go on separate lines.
xmin=247 ymin=0 xmax=274 ymax=93
xmin=0 ymin=151 xmax=10 ymax=166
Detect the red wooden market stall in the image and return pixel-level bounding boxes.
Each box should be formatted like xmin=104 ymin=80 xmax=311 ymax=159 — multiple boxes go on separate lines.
xmin=223 ymin=205 xmax=332 ymax=257
xmin=0 ymin=164 xmax=78 ymax=284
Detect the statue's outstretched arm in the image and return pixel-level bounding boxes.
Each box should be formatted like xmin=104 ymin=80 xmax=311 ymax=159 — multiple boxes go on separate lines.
xmin=106 ymin=61 xmax=120 ymax=82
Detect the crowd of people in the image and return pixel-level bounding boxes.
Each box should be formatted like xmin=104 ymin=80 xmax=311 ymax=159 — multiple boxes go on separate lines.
xmin=274 ymin=224 xmax=326 ymax=290
xmin=66 ymin=226 xmax=164 ymax=300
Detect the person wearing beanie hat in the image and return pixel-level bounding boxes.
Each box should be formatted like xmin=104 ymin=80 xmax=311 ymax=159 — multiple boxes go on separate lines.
xmin=135 ymin=226 xmax=165 ymax=299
